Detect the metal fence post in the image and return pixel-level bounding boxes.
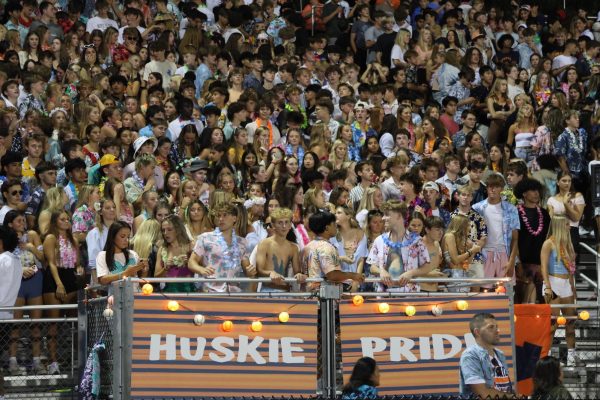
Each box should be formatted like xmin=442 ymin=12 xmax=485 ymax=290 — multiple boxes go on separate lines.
xmin=77 ymin=290 xmax=88 ymax=391
xmin=319 ymin=282 xmax=342 ymax=399
xmin=121 ymin=279 xmax=135 ymax=399
xmin=596 ymin=253 xmax=600 ymax=307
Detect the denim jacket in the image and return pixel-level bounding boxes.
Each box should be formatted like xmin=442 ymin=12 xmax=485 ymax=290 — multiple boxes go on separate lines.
xmin=459 ymin=343 xmax=512 ymax=396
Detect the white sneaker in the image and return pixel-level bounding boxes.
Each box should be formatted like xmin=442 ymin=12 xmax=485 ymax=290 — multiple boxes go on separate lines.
xmin=8 ymin=357 xmax=19 ymax=375
xmin=48 ymin=361 xmax=60 ymax=375
xmin=32 ymin=358 xmax=46 ymax=375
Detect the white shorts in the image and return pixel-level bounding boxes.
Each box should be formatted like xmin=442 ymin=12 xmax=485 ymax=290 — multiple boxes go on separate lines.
xmin=468 ymin=261 xmax=485 ymax=279
xmin=543 ymin=275 xmax=573 ymax=298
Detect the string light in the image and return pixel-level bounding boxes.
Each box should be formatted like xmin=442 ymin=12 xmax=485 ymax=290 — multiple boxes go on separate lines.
xmin=222 ymin=320 xmax=234 ymax=332
xmin=378 ymin=303 xmax=390 ymax=314
xmin=141 ymin=283 xmax=154 ymax=295
xmin=352 ymin=295 xmax=364 ymax=306
xmin=405 ymin=305 xmax=416 ymax=317
xmin=193 ymin=314 xmax=205 ymax=326
xmin=278 ymin=312 xmax=289 ymax=323
xmin=431 ymin=305 xmax=443 ymax=316
xmin=579 ymin=311 xmax=590 ymax=321
xmin=556 ymin=316 xmax=566 ymax=326
xmin=103 ymin=308 xmax=114 ymax=319
xmin=251 ymin=321 xmax=263 ymax=332
xmin=167 ymin=300 xmax=179 ymax=312
xmin=456 ymin=300 xmax=469 ymax=311
xmin=495 ymin=285 xmax=506 ymax=294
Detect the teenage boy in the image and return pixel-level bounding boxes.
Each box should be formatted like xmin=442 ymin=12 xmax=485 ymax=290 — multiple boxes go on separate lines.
xmin=455 ymin=161 xmax=487 ymax=206
xmin=503 ymin=160 xmax=527 ymax=205
xmin=422 ymin=182 xmax=451 ymax=227
xmin=167 ymin=97 xmax=203 ymax=142
xmin=351 ymin=101 xmax=377 ymax=148
xmin=439 ymin=96 xmax=459 ymax=136
xmin=243 ymin=55 xmax=264 ymax=95
xmin=189 ymin=203 xmax=255 ymax=293
xmin=448 ymin=68 xmax=476 ymax=124
xmin=86 ymin=0 xmax=118 ymax=32
xmin=473 ymin=174 xmax=520 ymax=288
xmin=513 ymin=178 xmax=550 ymax=304
xmin=245 ymin=100 xmax=281 ymax=145
xmin=368 ymin=200 xmax=433 ymax=293
xmin=64 ymin=158 xmax=87 ymax=211
xmin=25 ymin=161 xmax=57 ymax=229
xmin=22 ymin=134 xmax=46 ymax=181
xmin=436 ymin=154 xmax=462 ymax=197
xmin=349 ymin=161 xmax=374 ymax=209
xmin=256 ymin=208 xmax=307 ymax=292
xmin=223 ymin=102 xmax=248 ymax=140
xmin=453 ymin=110 xmax=478 ymax=152
xmin=451 ymin=185 xmax=487 ymax=291
xmin=195 ymin=45 xmax=218 ymax=97
xmin=420 ymin=216 xmax=445 ymax=293
xmin=552 ymin=39 xmax=578 ymax=80
xmin=380 ymin=155 xmax=408 ymax=201
xmin=278 ymin=85 xmax=308 ymax=130
xmin=315 ymin=98 xmax=339 ymax=141
xmin=143 ymin=42 xmax=176 ymax=92
xmin=302 ymin=211 xmax=364 ymax=289
xmin=175 ymin=46 xmax=199 ymax=77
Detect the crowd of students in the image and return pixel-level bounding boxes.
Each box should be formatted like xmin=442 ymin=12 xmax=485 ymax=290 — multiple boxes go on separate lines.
xmin=0 ymin=0 xmax=598 ymax=388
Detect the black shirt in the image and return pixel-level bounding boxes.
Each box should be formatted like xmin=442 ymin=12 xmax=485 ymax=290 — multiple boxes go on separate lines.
xmin=517 ymin=205 xmax=551 ymax=265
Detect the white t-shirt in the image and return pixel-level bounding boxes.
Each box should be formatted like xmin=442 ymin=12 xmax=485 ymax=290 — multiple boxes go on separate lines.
xmin=483 ymin=203 xmax=504 ymax=250
xmin=143 ymin=60 xmax=177 ymax=91
xmin=0 ymin=251 xmax=22 ymax=319
xmin=86 ymin=16 xmax=119 ymax=33
xmin=0 ymin=205 xmax=14 ymax=225
xmin=96 ymin=250 xmax=140 ymax=279
xmin=552 ymin=54 xmax=577 ymax=80
xmin=118 ymin=25 xmax=145 ymax=44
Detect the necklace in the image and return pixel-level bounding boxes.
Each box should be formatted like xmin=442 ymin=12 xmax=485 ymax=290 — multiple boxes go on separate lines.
xmin=517 ymin=204 xmax=544 ymax=236
xmin=383 ymin=231 xmax=419 ymax=252
xmin=550 ymin=237 xmax=575 ymax=274
xmin=132 ymin=171 xmax=145 ymax=190
xmin=214 ymin=227 xmax=241 ymax=270
xmin=566 ymin=128 xmax=583 ymax=153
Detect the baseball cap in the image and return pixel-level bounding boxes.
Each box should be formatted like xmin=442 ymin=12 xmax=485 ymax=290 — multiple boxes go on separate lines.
xmin=354 ymin=100 xmax=371 ymax=110
xmin=99 ymin=154 xmax=120 ymax=167
xmin=423 ymin=181 xmax=440 ymax=192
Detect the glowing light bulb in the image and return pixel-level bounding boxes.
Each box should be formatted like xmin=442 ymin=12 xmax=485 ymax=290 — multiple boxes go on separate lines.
xmin=142 ymin=283 xmax=154 ymax=295
xmin=278 ymin=312 xmax=289 ymax=323
xmin=431 ymin=305 xmax=443 ymax=316
xmin=251 ymin=321 xmax=263 ymax=332
xmin=456 ymin=300 xmax=469 ymax=311
xmin=378 ymin=303 xmax=390 ymax=314
xmin=405 ymin=305 xmax=416 ymax=317
xmin=495 ymin=285 xmax=506 ymax=294
xmin=222 ymin=320 xmax=234 ymax=332
xmin=579 ymin=310 xmax=590 ymax=321
xmin=556 ymin=316 xmax=567 ymax=326
xmin=352 ymin=295 xmax=364 ymax=306
xmin=167 ymin=300 xmax=179 ymax=312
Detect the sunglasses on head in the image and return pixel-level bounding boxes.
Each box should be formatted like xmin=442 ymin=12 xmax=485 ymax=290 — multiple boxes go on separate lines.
xmin=83 ymin=43 xmax=94 ymax=48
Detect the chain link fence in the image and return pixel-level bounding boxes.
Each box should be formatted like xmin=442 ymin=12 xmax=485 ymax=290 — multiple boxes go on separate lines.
xmin=1 ymin=315 xmax=78 ymax=399
xmin=82 ymin=296 xmax=114 ymax=399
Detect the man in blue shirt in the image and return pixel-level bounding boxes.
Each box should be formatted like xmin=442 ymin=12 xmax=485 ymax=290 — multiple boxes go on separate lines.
xmin=459 ymin=313 xmax=515 ymax=397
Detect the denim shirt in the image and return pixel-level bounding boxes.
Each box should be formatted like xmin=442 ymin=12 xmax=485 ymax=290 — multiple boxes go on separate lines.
xmin=472 ymin=199 xmax=520 ymax=258
xmin=459 ymin=343 xmax=512 ymax=396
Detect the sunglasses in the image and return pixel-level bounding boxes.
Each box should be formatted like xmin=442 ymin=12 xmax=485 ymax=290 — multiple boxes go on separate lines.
xmin=83 ymin=43 xmax=95 ymax=48
xmin=11 ymin=190 xmax=23 ymax=196
xmin=126 ymin=36 xmax=137 ymax=41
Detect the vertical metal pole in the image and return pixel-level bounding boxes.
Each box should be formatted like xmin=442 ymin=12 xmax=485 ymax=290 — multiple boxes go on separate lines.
xmin=507 ymin=283 xmax=518 ymax=389
xmin=596 ymin=253 xmax=600 ymax=307
xmin=319 ymin=282 xmax=341 ymax=399
xmin=121 ymin=279 xmax=135 ymax=400
xmin=77 ymin=290 xmax=88 ymax=388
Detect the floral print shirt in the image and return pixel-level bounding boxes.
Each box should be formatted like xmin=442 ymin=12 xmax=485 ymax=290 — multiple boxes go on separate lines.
xmin=450 ymin=209 xmax=488 ymax=263
xmin=302 ymin=238 xmax=343 ymax=289
xmin=367 ymin=232 xmax=430 ymax=292
xmin=193 ymin=230 xmax=249 ymax=293
xmin=72 ymin=205 xmax=96 ymax=234
xmin=554 ymin=128 xmax=587 ymax=175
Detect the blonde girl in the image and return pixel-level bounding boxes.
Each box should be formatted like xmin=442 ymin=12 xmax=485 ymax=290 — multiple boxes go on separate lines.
xmin=414 ymin=28 xmax=433 ymax=66
xmin=38 ymin=187 xmax=68 ymax=236
xmin=329 ymin=139 xmax=351 ymax=170
xmin=391 ymin=29 xmax=411 ymax=68
xmin=486 ymin=78 xmax=515 ymax=145
xmin=540 ymin=215 xmax=578 ymax=366
xmin=507 ymin=102 xmax=537 ymax=166
xmin=252 ymin=126 xmax=270 ymax=164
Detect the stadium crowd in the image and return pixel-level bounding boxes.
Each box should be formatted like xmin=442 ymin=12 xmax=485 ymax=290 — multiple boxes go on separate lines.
xmin=0 ymin=0 xmax=598 ymax=392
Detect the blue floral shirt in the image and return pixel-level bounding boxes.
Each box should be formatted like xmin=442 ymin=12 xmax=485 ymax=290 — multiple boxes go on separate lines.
xmin=342 ymin=384 xmax=378 ymax=399
xmin=554 ymin=128 xmax=587 ymax=175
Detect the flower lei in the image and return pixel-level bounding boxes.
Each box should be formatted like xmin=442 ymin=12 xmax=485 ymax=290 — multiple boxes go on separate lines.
xmin=565 ymin=128 xmax=583 ymax=153
xmin=534 ymin=88 xmax=551 ymax=106
xmin=383 ymin=231 xmax=420 ymax=252
xmin=131 ymin=171 xmax=145 ymax=191
xmin=550 ymin=236 xmax=576 ymax=275
xmin=517 ymin=205 xmax=544 ymax=236
xmin=214 ymin=227 xmax=241 ymax=270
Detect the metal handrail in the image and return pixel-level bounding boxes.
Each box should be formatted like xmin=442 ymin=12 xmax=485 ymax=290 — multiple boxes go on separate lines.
xmin=130 ymin=277 xmax=511 ymax=284
xmin=580 ymin=273 xmax=598 ymax=289
xmin=0 ymin=304 xmax=78 ymax=312
xmin=578 ymin=242 xmax=600 ymax=307
xmin=0 ymin=317 xmax=78 ymax=324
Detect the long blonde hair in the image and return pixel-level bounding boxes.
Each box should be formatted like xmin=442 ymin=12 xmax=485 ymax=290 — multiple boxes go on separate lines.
xmin=132 ymin=218 xmax=161 ymax=259
xmin=329 ymin=139 xmax=349 ymax=165
xmin=547 ymin=215 xmax=575 ymax=262
xmin=394 ymin=29 xmax=411 ymax=50
xmin=41 ymin=187 xmax=66 ymax=213
xmin=489 ymin=78 xmax=509 ymax=101
xmin=75 ymin=185 xmax=97 ymax=209
xmin=357 ymin=187 xmax=381 ymax=213
xmin=444 ymin=213 xmax=470 ymax=253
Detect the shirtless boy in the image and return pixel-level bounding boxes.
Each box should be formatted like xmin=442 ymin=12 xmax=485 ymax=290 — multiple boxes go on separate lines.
xmin=255 ymin=208 xmax=306 ymax=291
